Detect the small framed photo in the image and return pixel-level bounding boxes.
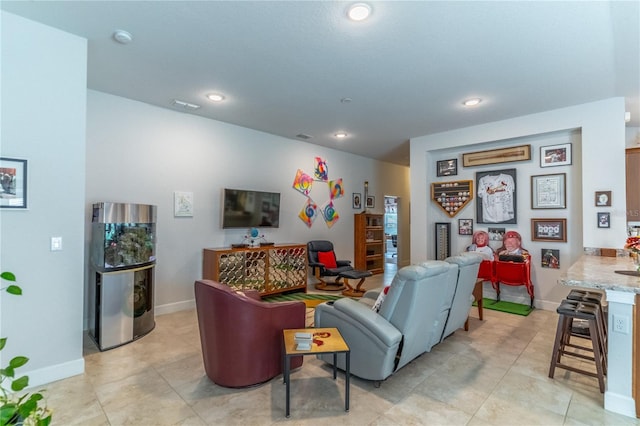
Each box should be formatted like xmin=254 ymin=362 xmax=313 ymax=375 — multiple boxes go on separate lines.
xmin=437 ymin=159 xmax=458 ymax=177
xmin=366 ymin=196 xmax=375 ymax=209
xmin=0 ymin=157 xmax=28 ymax=209
xmin=531 ymin=218 xmax=567 ymax=242
xmin=540 ymin=143 xmax=572 ymax=167
xmin=458 ymin=218 xmax=473 ymax=235
xmin=531 ymin=173 xmax=566 ymax=209
xmin=595 ymin=191 xmax=612 ymax=207
xmin=174 ymin=191 xmax=194 ymax=217
xmin=541 ymin=249 xmax=560 ymax=269
xmin=352 ymin=193 xmax=362 ymax=209
xmin=597 ymin=212 xmax=610 ymax=228
xmin=488 ymin=227 xmax=505 ymax=241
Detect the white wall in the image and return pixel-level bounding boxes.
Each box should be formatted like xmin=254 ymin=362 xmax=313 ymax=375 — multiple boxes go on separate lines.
xmin=86 ymin=91 xmax=411 ymax=315
xmin=0 ymin=12 xmax=86 ymax=385
xmin=410 ymin=98 xmax=627 ymax=309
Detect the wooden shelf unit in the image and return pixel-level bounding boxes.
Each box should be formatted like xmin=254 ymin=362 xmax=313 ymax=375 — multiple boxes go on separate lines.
xmin=354 ymin=213 xmax=384 ymax=275
xmin=202 ymin=244 xmax=307 ymax=296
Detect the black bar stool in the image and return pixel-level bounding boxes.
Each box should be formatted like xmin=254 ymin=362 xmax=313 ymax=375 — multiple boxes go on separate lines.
xmin=548 ymin=299 xmax=607 ymax=393
xmin=566 ymin=289 xmax=607 ymax=344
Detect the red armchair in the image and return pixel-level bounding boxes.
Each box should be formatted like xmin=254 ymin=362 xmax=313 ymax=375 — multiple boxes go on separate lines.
xmin=194 ymin=280 xmax=306 ymax=387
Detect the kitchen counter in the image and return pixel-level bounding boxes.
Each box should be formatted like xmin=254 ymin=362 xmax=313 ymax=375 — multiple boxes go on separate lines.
xmin=560 ymin=254 xmax=639 ymax=419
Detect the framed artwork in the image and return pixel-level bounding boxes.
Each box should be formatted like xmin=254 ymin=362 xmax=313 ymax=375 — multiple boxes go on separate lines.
xmin=458 ymin=218 xmax=473 ymax=235
xmin=595 ymin=191 xmax=612 ymax=207
xmin=541 ymin=249 xmax=560 ymax=269
xmin=435 ymin=222 xmax=451 ymax=260
xmin=476 ymin=168 xmax=517 ymax=224
xmin=352 ymin=193 xmax=362 ymax=209
xmin=366 ymin=196 xmax=375 ymax=209
xmin=597 ymin=212 xmax=610 ymax=228
xmin=531 ymin=173 xmax=566 ymax=209
xmin=0 ymin=157 xmax=27 ymax=209
xmin=540 ymin=143 xmax=572 ymax=167
xmin=488 ymin=227 xmax=505 ymax=242
xmin=531 ymin=218 xmax=567 ymax=242
xmin=462 ymin=145 xmax=531 ymax=167
xmin=436 ymin=159 xmax=458 ymax=177
xmin=174 ymin=191 xmax=193 ymax=217
xmin=430 ymin=180 xmax=473 ymax=218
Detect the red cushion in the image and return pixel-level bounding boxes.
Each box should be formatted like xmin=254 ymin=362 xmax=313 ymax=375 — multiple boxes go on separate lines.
xmin=318 ymin=251 xmax=337 ymax=269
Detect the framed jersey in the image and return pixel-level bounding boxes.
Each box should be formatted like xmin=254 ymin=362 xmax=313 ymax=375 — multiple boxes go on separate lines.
xmin=476 ymin=168 xmax=517 ymax=224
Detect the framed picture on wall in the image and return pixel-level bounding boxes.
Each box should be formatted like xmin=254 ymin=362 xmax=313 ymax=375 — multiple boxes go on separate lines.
xmin=436 ymin=159 xmax=458 ymax=177
xmin=476 ymin=168 xmax=517 ymax=224
xmin=0 ymin=157 xmax=27 ymax=209
xmin=366 ymin=196 xmax=375 ymax=209
xmin=540 ymin=143 xmax=572 ymax=167
xmin=531 ymin=173 xmax=566 ymax=209
xmin=595 ymin=191 xmax=612 ymax=207
xmin=541 ymin=249 xmax=560 ymax=269
xmin=352 ymin=193 xmax=362 ymax=209
xmin=597 ymin=212 xmax=610 ymax=228
xmin=458 ymin=219 xmax=473 ymax=235
xmin=531 ymin=218 xmax=567 ymax=242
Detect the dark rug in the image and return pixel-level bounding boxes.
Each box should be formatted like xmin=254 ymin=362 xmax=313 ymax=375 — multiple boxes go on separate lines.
xmin=475 ymin=298 xmax=533 ymax=316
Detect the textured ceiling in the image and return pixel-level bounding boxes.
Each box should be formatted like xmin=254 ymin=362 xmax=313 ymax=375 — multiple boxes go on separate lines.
xmin=2 ymin=1 xmax=639 ymax=166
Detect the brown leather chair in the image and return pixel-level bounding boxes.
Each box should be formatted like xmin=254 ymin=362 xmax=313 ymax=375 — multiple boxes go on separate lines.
xmin=194 ymin=280 xmax=306 ymax=387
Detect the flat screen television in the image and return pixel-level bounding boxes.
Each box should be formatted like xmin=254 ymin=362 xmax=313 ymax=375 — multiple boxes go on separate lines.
xmin=222 ymin=188 xmax=281 ymax=228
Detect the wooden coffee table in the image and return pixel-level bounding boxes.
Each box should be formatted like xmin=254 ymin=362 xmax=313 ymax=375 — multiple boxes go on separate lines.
xmin=282 ymin=327 xmax=350 ymax=418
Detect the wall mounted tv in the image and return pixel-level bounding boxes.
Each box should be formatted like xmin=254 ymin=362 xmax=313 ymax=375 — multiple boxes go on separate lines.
xmin=222 ymin=188 xmax=281 ymax=228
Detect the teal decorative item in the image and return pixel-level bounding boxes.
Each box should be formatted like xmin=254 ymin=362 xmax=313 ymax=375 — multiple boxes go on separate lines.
xmin=250 ymin=227 xmax=259 ymax=238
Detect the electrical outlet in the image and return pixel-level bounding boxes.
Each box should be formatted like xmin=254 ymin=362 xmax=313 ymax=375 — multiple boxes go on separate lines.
xmin=613 ymin=315 xmax=630 ymax=334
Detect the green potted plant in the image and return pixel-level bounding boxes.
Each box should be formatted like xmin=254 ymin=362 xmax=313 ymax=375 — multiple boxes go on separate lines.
xmin=0 ymin=272 xmax=52 ymax=426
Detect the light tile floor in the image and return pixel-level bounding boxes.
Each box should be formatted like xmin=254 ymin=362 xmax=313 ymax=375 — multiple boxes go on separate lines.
xmin=41 ymin=267 xmax=640 ymax=425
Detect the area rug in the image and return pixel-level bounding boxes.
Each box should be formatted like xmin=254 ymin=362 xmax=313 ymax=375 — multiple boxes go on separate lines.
xmin=263 ymin=292 xmax=344 ymax=308
xmin=476 ymin=298 xmax=533 ymax=316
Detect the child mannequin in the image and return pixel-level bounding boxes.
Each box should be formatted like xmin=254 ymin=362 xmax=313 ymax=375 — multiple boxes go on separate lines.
xmin=466 ymin=230 xmax=495 ymax=260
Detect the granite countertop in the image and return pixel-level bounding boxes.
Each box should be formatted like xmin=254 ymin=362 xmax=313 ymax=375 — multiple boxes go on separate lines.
xmin=560 ymin=255 xmax=640 ymax=293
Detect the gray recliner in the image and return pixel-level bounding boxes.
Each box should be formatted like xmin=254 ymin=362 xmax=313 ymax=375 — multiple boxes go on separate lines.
xmin=314 ymin=260 xmax=459 ymax=382
xmin=440 ymin=252 xmax=483 ymax=341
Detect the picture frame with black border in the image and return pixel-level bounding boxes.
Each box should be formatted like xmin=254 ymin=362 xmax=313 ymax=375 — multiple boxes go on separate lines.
xmin=597 ymin=212 xmax=610 ymax=228
xmin=366 ymin=195 xmax=375 ymax=209
xmin=436 ymin=159 xmax=458 ymax=177
xmin=531 ymin=218 xmax=567 ymax=242
xmin=531 ymin=173 xmax=566 ymax=209
xmin=595 ymin=191 xmax=612 ymax=207
xmin=541 ymin=248 xmax=560 ymax=269
xmin=0 ymin=157 xmax=28 ymax=209
xmin=540 ymin=143 xmax=572 ymax=168
xmin=458 ymin=218 xmax=473 ymax=235
xmin=476 ymin=168 xmax=517 ymax=224
xmin=352 ymin=192 xmax=361 ymax=209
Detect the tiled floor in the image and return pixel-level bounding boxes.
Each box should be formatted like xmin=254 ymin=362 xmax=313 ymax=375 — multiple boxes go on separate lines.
xmin=41 ymin=267 xmax=639 ymax=425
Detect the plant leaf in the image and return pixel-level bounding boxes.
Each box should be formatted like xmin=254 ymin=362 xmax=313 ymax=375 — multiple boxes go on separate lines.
xmin=39 ymin=414 xmax=53 ymax=426
xmin=11 ymin=375 xmax=29 ymax=392
xmin=17 ymin=394 xmax=38 ymax=419
xmin=0 ymin=272 xmax=16 ymax=282
xmin=9 ymin=356 xmax=29 ymax=369
xmin=0 ymin=337 xmax=6 ymax=351
xmin=5 ymin=285 xmax=22 ymax=296
xmin=2 ymin=366 xmax=15 ymax=378
xmin=0 ymin=403 xmax=19 ymax=425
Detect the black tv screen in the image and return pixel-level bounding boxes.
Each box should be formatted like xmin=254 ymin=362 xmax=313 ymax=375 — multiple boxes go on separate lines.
xmin=222 ymin=188 xmax=280 ymax=228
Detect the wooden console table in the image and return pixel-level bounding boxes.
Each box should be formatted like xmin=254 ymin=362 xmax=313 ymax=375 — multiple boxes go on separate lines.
xmin=202 ymin=244 xmax=307 ymax=296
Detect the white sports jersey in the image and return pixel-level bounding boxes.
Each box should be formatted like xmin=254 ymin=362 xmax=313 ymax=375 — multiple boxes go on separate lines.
xmin=478 ymin=173 xmax=515 ymax=223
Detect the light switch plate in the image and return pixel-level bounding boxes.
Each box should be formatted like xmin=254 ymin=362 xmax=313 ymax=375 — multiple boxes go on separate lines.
xmin=51 ymin=237 xmax=62 ymax=251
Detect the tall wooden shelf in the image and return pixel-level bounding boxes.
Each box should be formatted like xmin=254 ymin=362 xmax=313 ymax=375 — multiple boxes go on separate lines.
xmin=354 ymin=213 xmax=384 ymax=275
xmin=202 ymin=244 xmax=307 ymax=296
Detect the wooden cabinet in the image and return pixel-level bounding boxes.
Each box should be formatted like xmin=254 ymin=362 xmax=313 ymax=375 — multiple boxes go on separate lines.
xmin=203 ymin=244 xmax=307 ymax=296
xmin=627 ymin=148 xmax=640 ymax=223
xmin=354 ymin=213 xmax=384 ymax=274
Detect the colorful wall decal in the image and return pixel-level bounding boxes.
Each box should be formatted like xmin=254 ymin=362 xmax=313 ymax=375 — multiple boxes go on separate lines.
xmin=292 ymin=169 xmax=314 ymax=196
xmin=329 ymin=178 xmax=344 ymax=199
xmin=314 ymin=157 xmax=329 ymax=181
xmin=298 ymin=198 xmax=318 ymax=228
xmin=321 ymin=200 xmax=340 ymax=228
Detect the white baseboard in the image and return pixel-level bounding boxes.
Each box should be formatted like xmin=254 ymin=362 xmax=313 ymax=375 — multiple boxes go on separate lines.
xmin=24 ymin=358 xmax=85 ymax=389
xmin=155 ymin=299 xmax=195 ymax=316
xmin=605 ymin=391 xmax=637 ymax=418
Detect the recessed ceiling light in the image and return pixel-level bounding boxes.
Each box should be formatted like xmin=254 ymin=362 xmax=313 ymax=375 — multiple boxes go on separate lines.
xmin=206 ymin=93 xmax=226 ymax=102
xmin=347 ymin=3 xmax=371 ymax=21
xmin=335 ymin=132 xmax=348 ymax=139
xmin=113 ymin=29 xmax=133 ymax=44
xmin=463 ymin=98 xmax=482 ymax=107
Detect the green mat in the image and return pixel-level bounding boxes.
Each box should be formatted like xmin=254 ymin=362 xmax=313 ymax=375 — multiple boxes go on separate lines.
xmin=475 ymin=298 xmax=533 ymax=316
xmin=262 ymin=292 xmax=343 ymax=308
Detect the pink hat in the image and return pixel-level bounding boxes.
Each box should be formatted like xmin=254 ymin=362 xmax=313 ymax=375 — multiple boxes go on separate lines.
xmin=504 ymin=231 xmax=521 ymax=240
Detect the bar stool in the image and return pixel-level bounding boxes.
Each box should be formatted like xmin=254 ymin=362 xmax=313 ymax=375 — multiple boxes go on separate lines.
xmin=566 ymin=289 xmax=607 ymax=342
xmin=548 ymin=299 xmax=607 ymax=393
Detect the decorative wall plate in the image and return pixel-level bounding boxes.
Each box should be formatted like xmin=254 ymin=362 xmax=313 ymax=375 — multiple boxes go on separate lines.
xmin=431 ymin=180 xmax=474 ymax=218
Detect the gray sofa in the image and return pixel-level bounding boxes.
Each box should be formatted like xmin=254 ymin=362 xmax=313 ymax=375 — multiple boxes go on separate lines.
xmin=314 ymin=254 xmax=483 ymax=382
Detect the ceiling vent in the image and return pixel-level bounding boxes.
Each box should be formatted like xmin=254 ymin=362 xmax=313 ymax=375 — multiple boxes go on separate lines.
xmin=171 ymin=99 xmax=201 ymax=110
xmin=296 ymin=133 xmax=313 ymax=140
